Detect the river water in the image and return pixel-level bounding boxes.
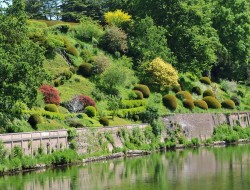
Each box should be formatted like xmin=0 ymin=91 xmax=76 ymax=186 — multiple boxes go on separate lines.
xmin=1 ymin=145 xmax=250 ymax=190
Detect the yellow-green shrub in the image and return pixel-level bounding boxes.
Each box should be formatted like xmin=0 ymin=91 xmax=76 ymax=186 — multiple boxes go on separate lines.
xmin=200 ymin=77 xmax=212 ymax=85
xmin=104 ymin=9 xmax=132 ymax=27
xmin=221 ymin=99 xmax=236 ymax=109
xmin=121 ymin=100 xmax=146 ymax=109
xmin=133 ymin=90 xmax=144 ymax=100
xmin=203 ymin=96 xmax=221 ymax=109
xmin=99 ymin=116 xmax=109 ymax=126
xmin=146 ymin=57 xmax=179 ymax=88
xmin=163 ymin=94 xmax=178 ymax=111
xmin=203 ymin=89 xmax=214 ymax=97
xmin=176 ymin=91 xmax=193 ymax=101
xmin=85 ymin=106 xmax=96 ymax=117
xmin=28 ymin=114 xmax=43 ymax=129
xmin=45 ymin=104 xmax=59 ymax=113
xmin=192 ymin=86 xmax=202 ymax=95
xmin=194 ymin=100 xmax=208 ymax=110
xmin=183 ymin=99 xmax=194 ymax=110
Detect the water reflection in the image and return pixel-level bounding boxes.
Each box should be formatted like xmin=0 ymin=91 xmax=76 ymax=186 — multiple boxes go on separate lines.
xmin=1 ymin=145 xmax=250 ymax=190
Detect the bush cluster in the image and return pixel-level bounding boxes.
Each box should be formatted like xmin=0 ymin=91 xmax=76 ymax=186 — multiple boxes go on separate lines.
xmin=117 ymin=106 xmax=146 ymax=118
xmin=99 ymin=116 xmax=109 ymax=126
xmin=39 ymin=84 xmax=60 ymax=106
xmin=78 ymin=63 xmax=92 ymax=77
xmin=85 ymin=106 xmax=96 ymax=117
xmin=203 ymin=89 xmax=214 ymax=97
xmin=221 ymin=99 xmax=236 ymax=109
xmin=192 ymin=86 xmax=202 ymax=95
xmin=65 ymin=45 xmax=78 ymax=57
xmin=28 ymin=114 xmax=43 ymax=129
xmin=45 ymin=104 xmax=59 ymax=113
xmin=194 ymin=100 xmax=208 ymax=110
xmin=121 ymin=100 xmax=146 ymax=109
xmin=172 ymin=85 xmax=181 ymax=93
xmin=133 ymin=84 xmax=150 ymax=98
xmin=183 ymin=99 xmax=194 ymax=110
xmin=176 ymin=91 xmax=193 ymax=101
xmin=203 ymin=96 xmax=221 ymax=109
xmin=163 ymin=95 xmax=177 ymax=111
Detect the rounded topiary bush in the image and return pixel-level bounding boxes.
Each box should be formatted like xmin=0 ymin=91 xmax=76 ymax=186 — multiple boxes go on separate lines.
xmin=45 ymin=104 xmax=59 ymax=113
xmin=221 ymin=99 xmax=236 ymax=109
xmin=203 ymin=89 xmax=214 ymax=97
xmin=133 ymin=84 xmax=150 ymax=98
xmin=194 ymin=100 xmax=208 ymax=110
xmin=133 ymin=90 xmax=143 ymax=100
xmin=200 ymin=77 xmax=212 ymax=85
xmin=176 ymin=91 xmax=193 ymax=101
xmin=99 ymin=116 xmax=109 ymax=126
xmin=62 ymin=70 xmax=73 ymax=80
xmin=85 ymin=106 xmax=96 ymax=117
xmin=163 ymin=94 xmax=178 ymax=111
xmin=192 ymin=86 xmax=202 ymax=95
xmin=230 ymin=96 xmax=240 ymax=106
xmin=28 ymin=114 xmax=43 ymax=129
xmin=78 ymin=63 xmax=92 ymax=77
xmin=172 ymin=85 xmax=181 ymax=93
xmin=183 ymin=99 xmax=194 ymax=110
xmin=203 ymin=96 xmax=221 ymax=109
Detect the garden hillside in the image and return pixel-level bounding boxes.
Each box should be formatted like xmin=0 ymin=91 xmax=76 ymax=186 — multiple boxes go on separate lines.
xmin=0 ymin=0 xmax=249 ymax=134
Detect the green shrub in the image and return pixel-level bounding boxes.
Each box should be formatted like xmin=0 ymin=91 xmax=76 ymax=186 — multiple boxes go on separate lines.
xmin=221 ymin=99 xmax=236 ymax=109
xmin=194 ymin=100 xmax=208 ymax=110
xmin=176 ymin=91 xmax=193 ymax=101
xmin=133 ymin=90 xmax=143 ymax=100
xmin=62 ymin=70 xmax=73 ymax=80
xmin=200 ymin=77 xmax=211 ymax=85
xmin=51 ymin=149 xmax=78 ymax=166
xmin=117 ymin=107 xmax=146 ymax=118
xmin=21 ymin=156 xmax=37 ymax=169
xmin=192 ymin=86 xmax=202 ymax=95
xmin=65 ymin=45 xmax=79 ymax=57
xmin=85 ymin=106 xmax=96 ymax=117
xmin=230 ymin=96 xmax=240 ymax=106
xmin=28 ymin=114 xmax=43 ymax=129
xmin=203 ymin=96 xmax=221 ymax=109
xmin=203 ymin=89 xmax=214 ymax=97
xmin=99 ymin=116 xmax=109 ymax=126
xmin=92 ymin=54 xmax=111 ymax=74
xmin=237 ymin=90 xmax=245 ymax=97
xmin=99 ymin=25 xmax=128 ymax=54
xmin=133 ymin=84 xmax=150 ymax=98
xmin=183 ymin=99 xmax=194 ymax=110
xmin=78 ymin=63 xmax=92 ymax=77
xmin=45 ymin=104 xmax=59 ymax=113
xmin=163 ymin=95 xmax=178 ymax=111
xmin=172 ymin=85 xmax=181 ymax=93
xmin=191 ymin=138 xmax=200 ymax=146
xmin=220 ymin=80 xmax=237 ymax=93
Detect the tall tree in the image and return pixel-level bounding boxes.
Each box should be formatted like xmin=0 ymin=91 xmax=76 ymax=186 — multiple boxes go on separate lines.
xmin=211 ymin=0 xmax=250 ymax=80
xmin=0 ymin=0 xmax=46 ymax=110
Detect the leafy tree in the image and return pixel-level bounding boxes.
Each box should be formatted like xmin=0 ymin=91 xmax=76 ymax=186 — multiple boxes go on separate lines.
xmin=129 ymin=16 xmax=175 ymax=63
xmin=211 ymin=0 xmax=250 ymax=81
xmin=0 ymin=0 xmax=46 ymax=110
xmin=146 ymin=58 xmax=179 ymax=90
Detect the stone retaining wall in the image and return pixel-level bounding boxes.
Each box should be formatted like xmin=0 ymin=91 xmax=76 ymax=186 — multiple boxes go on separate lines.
xmin=162 ymin=112 xmax=250 ymax=140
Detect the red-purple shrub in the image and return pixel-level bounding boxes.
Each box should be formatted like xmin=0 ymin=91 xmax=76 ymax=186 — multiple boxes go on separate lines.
xmin=65 ymin=95 xmax=96 ymax=112
xmin=39 ymin=84 xmax=60 ymax=106
xmin=77 ymin=95 xmax=96 ymax=108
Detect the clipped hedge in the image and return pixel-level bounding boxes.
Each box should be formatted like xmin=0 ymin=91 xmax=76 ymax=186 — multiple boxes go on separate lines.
xmin=78 ymin=63 xmax=92 ymax=77
xmin=172 ymin=85 xmax=181 ymax=93
xmin=133 ymin=90 xmax=143 ymax=100
xmin=176 ymin=91 xmax=193 ymax=101
xmin=200 ymin=77 xmax=211 ymax=85
xmin=221 ymin=99 xmax=236 ymax=109
xmin=183 ymin=99 xmax=194 ymax=110
xmin=28 ymin=114 xmax=43 ymax=129
xmin=194 ymin=100 xmax=208 ymax=110
xmin=133 ymin=84 xmax=150 ymax=98
xmin=192 ymin=86 xmax=202 ymax=95
xmin=99 ymin=116 xmax=109 ymax=126
xmin=203 ymin=96 xmax=221 ymax=109
xmin=163 ymin=94 xmax=177 ymax=111
xmin=203 ymin=89 xmax=214 ymax=97
xmin=45 ymin=104 xmax=59 ymax=113
xmin=85 ymin=106 xmax=96 ymax=117
xmin=121 ymin=100 xmax=146 ymax=109
xmin=117 ymin=106 xmax=146 ymax=118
